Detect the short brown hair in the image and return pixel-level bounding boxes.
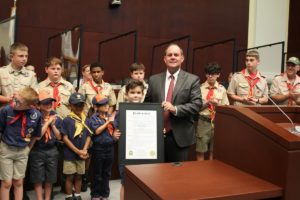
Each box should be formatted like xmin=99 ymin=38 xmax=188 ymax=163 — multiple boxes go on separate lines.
xmin=81 ymin=64 xmax=90 ymax=73
xmin=246 ymin=50 xmax=260 ymax=60
xmin=18 ymin=87 xmax=38 ymax=105
xmin=129 ymin=63 xmax=145 ymax=72
xmin=125 ymin=79 xmax=145 ymax=93
xmin=10 ymin=42 xmax=28 ymax=55
xmin=45 ymin=57 xmax=62 ymax=68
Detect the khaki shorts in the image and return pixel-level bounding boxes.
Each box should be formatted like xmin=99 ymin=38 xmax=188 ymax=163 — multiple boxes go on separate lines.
xmin=63 ymin=160 xmax=85 ymax=175
xmin=196 ymin=117 xmax=214 ymax=153
xmin=0 ymin=142 xmax=30 ymax=180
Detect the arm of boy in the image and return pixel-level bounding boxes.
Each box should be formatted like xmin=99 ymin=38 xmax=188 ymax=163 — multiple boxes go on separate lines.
xmin=28 ymin=137 xmax=38 ymax=150
xmin=51 ymin=116 xmax=62 ymax=140
xmin=40 ymin=116 xmax=54 ymax=140
xmin=112 ymin=129 xmax=121 ymax=140
xmin=95 ymin=120 xmax=113 ymax=135
xmin=80 ymin=136 xmax=91 ymax=160
xmin=62 ymin=134 xmax=85 ymax=156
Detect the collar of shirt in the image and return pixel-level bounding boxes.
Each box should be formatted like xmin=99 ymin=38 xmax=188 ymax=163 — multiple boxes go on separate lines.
xmin=280 ymin=73 xmax=300 ymax=85
xmin=203 ymin=81 xmax=219 ymax=89
xmin=242 ymin=68 xmax=262 ymax=79
xmin=8 ymin=64 xmax=26 ymax=75
xmin=45 ymin=78 xmax=65 ymax=86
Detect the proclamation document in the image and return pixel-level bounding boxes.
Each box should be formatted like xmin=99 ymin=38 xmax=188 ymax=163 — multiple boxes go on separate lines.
xmin=126 ymin=110 xmax=157 ymax=159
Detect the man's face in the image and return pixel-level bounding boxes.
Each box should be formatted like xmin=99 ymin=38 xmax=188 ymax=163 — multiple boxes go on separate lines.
xmin=45 ymin=64 xmax=62 ymax=82
xmin=206 ymin=73 xmax=220 ymax=85
xmin=286 ymin=62 xmax=299 ymax=77
xmin=245 ymin=56 xmax=259 ymax=72
xmin=164 ymin=45 xmax=184 ymax=72
xmin=130 ymin=70 xmax=145 ymax=82
xmin=10 ymin=50 xmax=28 ymax=68
xmin=91 ymin=67 xmax=104 ymax=83
xmin=126 ymin=86 xmax=144 ymax=103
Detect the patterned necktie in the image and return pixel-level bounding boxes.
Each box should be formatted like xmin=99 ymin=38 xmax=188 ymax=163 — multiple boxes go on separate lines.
xmin=49 ymin=82 xmax=62 ymax=109
xmin=164 ymin=75 xmax=175 ymax=132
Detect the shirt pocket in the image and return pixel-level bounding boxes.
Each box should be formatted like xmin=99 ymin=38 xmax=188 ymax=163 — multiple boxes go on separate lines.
xmin=237 ymin=82 xmax=249 ymax=95
xmin=60 ymin=90 xmax=71 ymax=105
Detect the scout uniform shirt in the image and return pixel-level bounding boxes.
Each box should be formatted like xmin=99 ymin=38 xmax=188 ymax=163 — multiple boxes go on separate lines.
xmin=227 ymin=69 xmax=268 ymax=106
xmin=116 ymin=81 xmax=148 ymax=110
xmin=0 ymin=105 xmax=42 ymax=147
xmin=0 ymin=64 xmax=38 ymax=98
xmin=78 ymin=80 xmax=116 ymax=111
xmin=38 ymin=78 xmax=75 ymax=119
xmin=270 ymin=73 xmax=300 ymax=105
xmin=199 ymin=81 xmax=229 ymax=120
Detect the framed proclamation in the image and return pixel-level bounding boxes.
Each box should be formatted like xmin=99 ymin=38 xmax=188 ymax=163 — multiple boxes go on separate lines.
xmin=118 ymin=103 xmax=164 ymax=164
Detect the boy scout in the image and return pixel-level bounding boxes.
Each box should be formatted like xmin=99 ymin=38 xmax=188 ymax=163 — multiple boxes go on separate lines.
xmin=38 ymin=57 xmax=75 ymax=119
xmin=78 ymin=62 xmax=116 ymax=114
xmin=0 ymin=43 xmax=37 ymax=106
xmin=116 ymin=63 xmax=148 ymax=110
xmin=196 ymin=63 xmax=229 ymax=161
xmin=227 ymin=50 xmax=268 ymax=105
xmin=270 ymin=57 xmax=300 ymax=105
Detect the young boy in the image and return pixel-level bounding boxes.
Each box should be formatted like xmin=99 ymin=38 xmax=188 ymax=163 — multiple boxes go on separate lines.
xmin=0 ymin=87 xmax=41 ymax=200
xmin=196 ymin=62 xmax=229 ymax=161
xmin=61 ymin=92 xmax=92 ymax=200
xmin=89 ymin=93 xmax=119 ymax=200
xmin=29 ymin=89 xmax=62 ymax=200
xmin=227 ymin=50 xmax=268 ymax=105
xmin=78 ymin=62 xmax=116 ymax=115
xmin=116 ymin=79 xmax=145 ymax=200
xmin=116 ymin=63 xmax=148 ymax=110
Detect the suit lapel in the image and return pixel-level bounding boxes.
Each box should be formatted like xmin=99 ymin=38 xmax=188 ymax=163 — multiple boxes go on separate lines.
xmin=160 ymin=72 xmax=166 ymax=101
xmin=172 ymin=70 xmax=186 ymax=101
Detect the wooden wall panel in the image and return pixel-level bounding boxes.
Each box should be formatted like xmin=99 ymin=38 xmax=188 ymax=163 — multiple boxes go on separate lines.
xmin=0 ymin=0 xmax=249 ymax=83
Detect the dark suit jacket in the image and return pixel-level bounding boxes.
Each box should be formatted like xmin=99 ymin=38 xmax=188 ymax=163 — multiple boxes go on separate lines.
xmin=145 ymin=70 xmax=202 ymax=148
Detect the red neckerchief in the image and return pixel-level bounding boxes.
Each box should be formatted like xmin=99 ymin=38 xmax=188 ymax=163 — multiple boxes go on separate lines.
xmin=9 ymin=109 xmax=26 ymax=138
xmin=206 ymin=85 xmax=216 ymax=121
xmin=99 ymin=114 xmax=113 ymax=136
xmin=242 ymin=69 xmax=260 ymax=97
xmin=88 ymin=80 xmax=103 ymax=94
xmin=49 ymin=82 xmax=62 ymax=109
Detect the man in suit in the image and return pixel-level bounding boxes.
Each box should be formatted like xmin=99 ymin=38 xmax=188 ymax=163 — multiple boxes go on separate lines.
xmin=145 ymin=43 xmax=202 ymax=162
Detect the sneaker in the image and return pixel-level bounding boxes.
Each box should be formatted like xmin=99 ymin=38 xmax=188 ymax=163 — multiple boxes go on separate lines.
xmin=91 ymin=197 xmax=101 ymax=200
xmin=101 ymin=198 xmax=109 ymax=200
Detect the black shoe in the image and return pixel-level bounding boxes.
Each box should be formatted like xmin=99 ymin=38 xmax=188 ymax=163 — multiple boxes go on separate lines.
xmin=65 ymin=197 xmax=74 ymax=200
xmin=81 ymin=173 xmax=89 ymax=192
xmin=74 ymin=196 xmax=82 ymax=200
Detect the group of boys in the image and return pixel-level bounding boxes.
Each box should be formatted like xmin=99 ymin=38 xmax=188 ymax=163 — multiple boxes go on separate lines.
xmin=0 ymin=42 xmax=300 ymax=200
xmin=0 ymin=42 xmax=147 ymax=200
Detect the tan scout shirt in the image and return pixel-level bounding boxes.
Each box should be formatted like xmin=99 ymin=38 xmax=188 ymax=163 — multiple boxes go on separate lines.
xmin=116 ymin=81 xmax=148 ymax=110
xmin=200 ymin=81 xmax=229 ymax=117
xmin=227 ymin=69 xmax=268 ymax=106
xmin=270 ymin=73 xmax=300 ymax=105
xmin=0 ymin=64 xmax=38 ymax=97
xmin=78 ymin=80 xmax=116 ymax=111
xmin=38 ymin=78 xmax=75 ymax=119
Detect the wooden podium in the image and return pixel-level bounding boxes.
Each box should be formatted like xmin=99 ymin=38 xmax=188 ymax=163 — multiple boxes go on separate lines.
xmin=124 ymin=106 xmax=300 ymax=200
xmin=214 ymin=106 xmax=300 ymax=200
